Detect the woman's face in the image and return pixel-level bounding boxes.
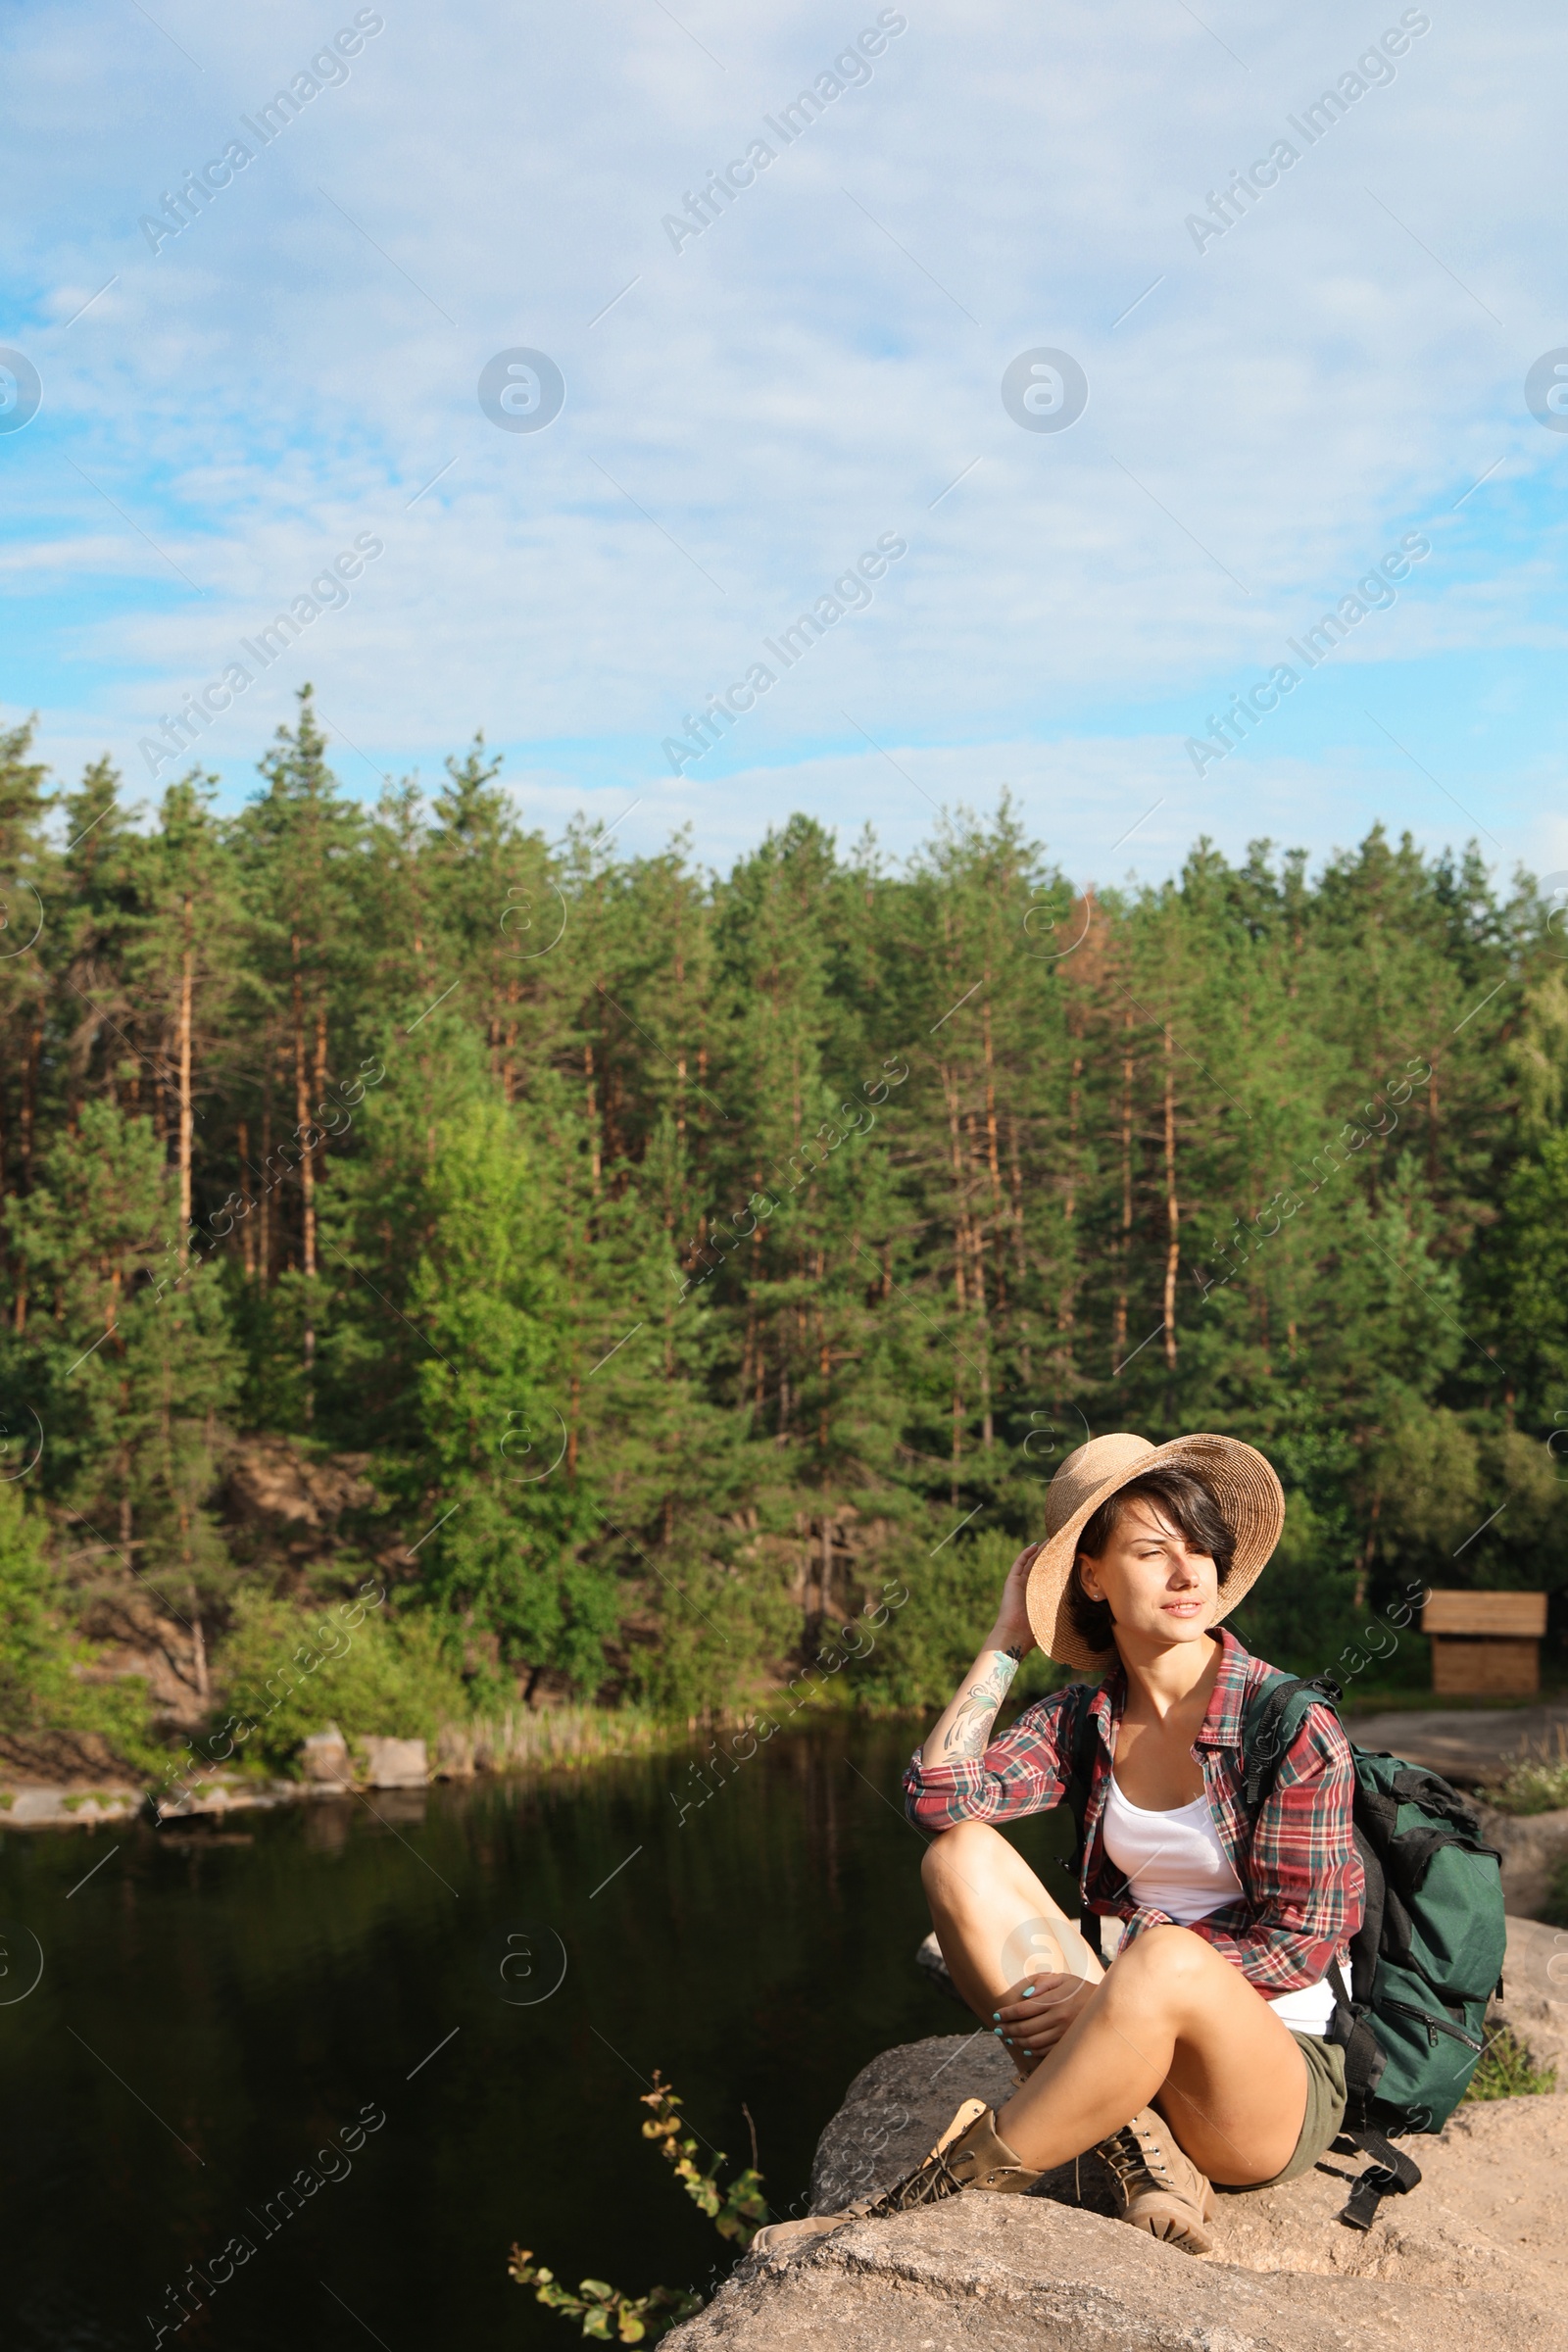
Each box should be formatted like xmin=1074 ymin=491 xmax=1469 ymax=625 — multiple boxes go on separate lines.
xmin=1077 ymin=1496 xmax=1219 ymax=1653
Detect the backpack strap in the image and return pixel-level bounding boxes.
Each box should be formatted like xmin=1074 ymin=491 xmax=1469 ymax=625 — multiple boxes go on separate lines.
xmin=1055 ymin=1680 xmax=1104 ymax=1963
xmin=1388 ymin=1767 xmax=1491 ymax=1842
xmin=1240 ymin=1671 xmax=1344 ymax=1811
xmin=1326 ymin=1951 xmax=1386 ymax=2083
xmin=1330 ymin=2129 xmax=1422 ymax=2230
xmin=1059 ymin=1679 xmax=1100 ymax=1847
xmin=1243 ymin=1676 xmax=1384 ymax=2072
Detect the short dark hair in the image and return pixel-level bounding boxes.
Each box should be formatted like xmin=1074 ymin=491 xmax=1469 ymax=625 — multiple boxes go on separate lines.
xmin=1064 ymin=1466 xmax=1235 ymax=1654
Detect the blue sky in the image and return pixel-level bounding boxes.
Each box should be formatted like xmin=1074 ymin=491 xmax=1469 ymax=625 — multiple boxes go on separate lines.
xmin=3 ymin=0 xmax=1565 ymax=890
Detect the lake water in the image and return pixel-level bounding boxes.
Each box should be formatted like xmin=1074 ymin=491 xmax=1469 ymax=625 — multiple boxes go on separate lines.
xmin=0 ymin=1722 xmax=1079 ymax=2351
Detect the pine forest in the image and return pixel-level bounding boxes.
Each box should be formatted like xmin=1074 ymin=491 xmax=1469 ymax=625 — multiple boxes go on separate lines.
xmin=3 ymin=687 xmax=1566 ymax=1781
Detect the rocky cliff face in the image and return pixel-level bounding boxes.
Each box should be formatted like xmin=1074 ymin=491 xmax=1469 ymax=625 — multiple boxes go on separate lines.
xmin=1476 ymin=1801 xmax=1568 ymax=1924
xmin=668 ymin=1914 xmax=1568 ymax=2352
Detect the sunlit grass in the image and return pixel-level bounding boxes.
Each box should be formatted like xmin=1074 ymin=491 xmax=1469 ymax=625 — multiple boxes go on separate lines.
xmin=1463 ymin=2022 xmax=1558 ymax=2101
xmin=1483 ymin=1727 xmax=1568 ymax=1817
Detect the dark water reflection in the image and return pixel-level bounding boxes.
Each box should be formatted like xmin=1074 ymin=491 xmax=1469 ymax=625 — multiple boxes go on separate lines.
xmin=0 ymin=1722 xmax=1078 ymax=2351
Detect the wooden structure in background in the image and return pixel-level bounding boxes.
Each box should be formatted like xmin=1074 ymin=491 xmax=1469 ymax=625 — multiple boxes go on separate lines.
xmin=1422 ymin=1590 xmax=1547 ymax=1695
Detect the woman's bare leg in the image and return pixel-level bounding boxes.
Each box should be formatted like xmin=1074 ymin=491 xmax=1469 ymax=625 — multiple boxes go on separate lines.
xmin=920 ymin=1819 xmax=1102 ymax=2065
xmin=994 ymin=1922 xmax=1310 ymax=2184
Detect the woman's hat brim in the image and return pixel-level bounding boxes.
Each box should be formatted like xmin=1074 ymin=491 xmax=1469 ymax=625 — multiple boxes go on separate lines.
xmin=1024 ymin=1433 xmax=1285 ymax=1671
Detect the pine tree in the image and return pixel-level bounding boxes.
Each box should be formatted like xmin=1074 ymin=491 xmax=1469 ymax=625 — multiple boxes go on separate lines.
xmin=0 ymin=718 xmax=54 ymax=1202
xmin=233 ymin=687 xmax=367 ymax=1417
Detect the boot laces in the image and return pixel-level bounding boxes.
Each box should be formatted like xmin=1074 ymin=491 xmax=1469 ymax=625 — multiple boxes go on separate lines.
xmin=1100 ymin=2119 xmax=1177 ymax=2198
xmin=869 ymin=2144 xmax=966 ymax=2215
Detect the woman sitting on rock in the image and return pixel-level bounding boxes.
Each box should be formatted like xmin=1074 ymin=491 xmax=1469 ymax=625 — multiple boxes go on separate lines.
xmin=755 ymin=1431 xmax=1363 ymax=2259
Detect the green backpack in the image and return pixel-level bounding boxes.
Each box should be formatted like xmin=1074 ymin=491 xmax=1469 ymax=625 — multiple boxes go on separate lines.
xmin=1242 ymin=1671 xmax=1506 ymax=2218
xmin=1060 ymin=1666 xmax=1506 ymax=2227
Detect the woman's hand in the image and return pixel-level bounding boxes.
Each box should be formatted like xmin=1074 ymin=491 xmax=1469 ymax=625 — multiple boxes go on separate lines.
xmin=986 ymin=1544 xmax=1042 ymax=1660
xmin=994 ymin=1970 xmax=1097 ymax=2060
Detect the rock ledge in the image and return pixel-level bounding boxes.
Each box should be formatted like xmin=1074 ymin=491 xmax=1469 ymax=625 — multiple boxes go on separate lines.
xmin=668 ymin=1913 xmax=1568 ymax=2352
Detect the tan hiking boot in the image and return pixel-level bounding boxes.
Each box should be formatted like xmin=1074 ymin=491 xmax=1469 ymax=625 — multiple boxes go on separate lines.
xmin=749 ymin=2098 xmax=1042 ymax=2261
xmin=1094 ymin=2106 xmax=1215 ymax=2255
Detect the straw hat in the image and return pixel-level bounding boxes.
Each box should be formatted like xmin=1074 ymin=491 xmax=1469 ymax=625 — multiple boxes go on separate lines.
xmin=1024 ymin=1431 xmax=1285 ymax=1671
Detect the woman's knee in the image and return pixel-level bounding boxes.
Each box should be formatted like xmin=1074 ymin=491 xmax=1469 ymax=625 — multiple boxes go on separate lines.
xmin=920 ymin=1818 xmax=1009 ymax=1897
xmin=1107 ymin=1923 xmax=1215 ymax=2010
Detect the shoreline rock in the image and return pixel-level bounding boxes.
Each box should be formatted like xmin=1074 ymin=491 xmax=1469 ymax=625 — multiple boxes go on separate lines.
xmin=0 ymin=1696 xmax=715 ymax=1832
xmin=361 ymin=1735 xmax=429 ymax=1788
xmin=0 ymin=1779 xmax=318 ymax=1831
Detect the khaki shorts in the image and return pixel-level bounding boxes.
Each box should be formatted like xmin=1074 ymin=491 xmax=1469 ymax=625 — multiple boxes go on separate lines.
xmin=1250 ymin=2031 xmax=1348 ymax=2187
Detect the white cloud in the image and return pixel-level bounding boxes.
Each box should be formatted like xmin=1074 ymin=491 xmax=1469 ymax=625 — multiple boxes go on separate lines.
xmin=1 ymin=0 xmax=1563 ymax=867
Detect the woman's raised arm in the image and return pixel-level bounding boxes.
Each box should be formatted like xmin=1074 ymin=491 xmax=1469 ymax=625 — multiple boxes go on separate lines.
xmin=918 ymin=1544 xmax=1039 ymax=1765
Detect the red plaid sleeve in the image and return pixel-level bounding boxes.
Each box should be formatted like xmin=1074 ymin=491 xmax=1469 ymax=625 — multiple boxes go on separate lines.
xmin=903 ymin=1687 xmax=1080 ymax=1832
xmin=1177 ymin=1701 xmax=1364 ymax=1994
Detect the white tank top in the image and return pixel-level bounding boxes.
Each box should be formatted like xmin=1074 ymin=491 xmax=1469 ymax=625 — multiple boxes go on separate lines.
xmin=1102 ymin=1774 xmax=1336 ymax=2036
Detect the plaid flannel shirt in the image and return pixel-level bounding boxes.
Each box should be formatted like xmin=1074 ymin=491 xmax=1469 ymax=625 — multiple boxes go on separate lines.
xmin=903 ymin=1629 xmax=1364 ymax=1995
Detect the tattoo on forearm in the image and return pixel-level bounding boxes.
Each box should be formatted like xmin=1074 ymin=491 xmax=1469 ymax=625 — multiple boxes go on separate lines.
xmin=940 ymin=1651 xmax=1019 ymax=1759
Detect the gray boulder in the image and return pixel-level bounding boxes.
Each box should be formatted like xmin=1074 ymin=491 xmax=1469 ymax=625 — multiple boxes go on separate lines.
xmin=1490 ymin=1909 xmax=1568 ymax=2075
xmin=359 ymin=1736 xmax=428 ymax=1788
xmin=671 ymin=2172 xmax=1567 ymax=2352
xmin=300 ymin=1724 xmax=351 ymax=1784
xmin=667 ymin=1911 xmax=1568 ymax=2352
xmin=1476 ymin=1802 xmax=1568 ymax=1922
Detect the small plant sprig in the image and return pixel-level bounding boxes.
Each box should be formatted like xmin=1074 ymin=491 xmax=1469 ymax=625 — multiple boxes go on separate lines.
xmin=638 ymin=2072 xmax=768 ymax=2246
xmin=506 ymin=2255 xmax=699 ymax=2345
xmin=510 ymin=2071 xmax=768 ymax=2340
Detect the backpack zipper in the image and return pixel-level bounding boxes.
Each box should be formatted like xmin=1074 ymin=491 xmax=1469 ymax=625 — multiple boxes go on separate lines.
xmin=1382 ymin=1995 xmax=1484 ymax=2054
